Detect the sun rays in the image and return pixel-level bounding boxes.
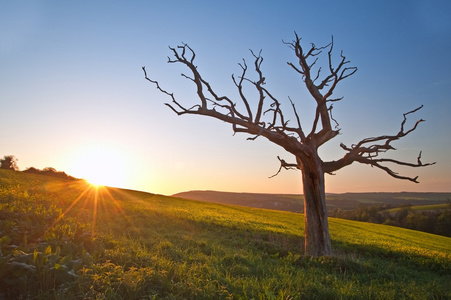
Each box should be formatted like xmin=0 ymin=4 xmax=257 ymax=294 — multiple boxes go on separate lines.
xmin=45 ymin=180 xmax=138 ymax=239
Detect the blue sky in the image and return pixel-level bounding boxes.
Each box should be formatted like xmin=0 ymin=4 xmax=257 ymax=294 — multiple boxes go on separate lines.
xmin=1 ymin=1 xmax=450 ymax=195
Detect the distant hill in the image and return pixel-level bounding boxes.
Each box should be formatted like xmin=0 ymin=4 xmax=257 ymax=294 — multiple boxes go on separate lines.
xmin=173 ymin=190 xmax=451 ymax=212
xmin=174 ymin=190 xmax=303 ymax=212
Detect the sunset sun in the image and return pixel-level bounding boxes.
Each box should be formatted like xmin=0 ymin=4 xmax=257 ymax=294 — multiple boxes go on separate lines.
xmin=69 ymin=144 xmax=128 ymax=188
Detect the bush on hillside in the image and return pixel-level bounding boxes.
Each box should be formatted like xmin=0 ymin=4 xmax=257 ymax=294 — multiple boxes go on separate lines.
xmin=23 ymin=167 xmax=78 ymax=181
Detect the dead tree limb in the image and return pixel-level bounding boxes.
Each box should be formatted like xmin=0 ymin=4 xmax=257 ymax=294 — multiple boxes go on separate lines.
xmin=269 ymin=156 xmax=299 ymax=178
xmin=323 ymin=105 xmax=435 ymax=182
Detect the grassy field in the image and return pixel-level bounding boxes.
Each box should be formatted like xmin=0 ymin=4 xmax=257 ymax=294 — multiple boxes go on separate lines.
xmin=385 ymin=203 xmax=450 ymax=213
xmin=1 ymin=170 xmax=450 ymax=299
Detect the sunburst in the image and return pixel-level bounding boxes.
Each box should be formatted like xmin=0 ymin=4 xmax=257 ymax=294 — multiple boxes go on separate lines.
xmin=67 ymin=143 xmax=128 ymax=188
xmin=45 ymin=180 xmax=137 ymax=240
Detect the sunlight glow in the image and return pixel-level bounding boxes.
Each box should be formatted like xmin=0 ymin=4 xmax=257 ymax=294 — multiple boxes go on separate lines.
xmin=45 ymin=180 xmax=138 ymax=239
xmin=69 ymin=143 xmax=128 ymax=188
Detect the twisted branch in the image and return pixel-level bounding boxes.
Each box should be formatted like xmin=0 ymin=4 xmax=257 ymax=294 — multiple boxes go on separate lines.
xmin=269 ymin=156 xmax=299 ymax=178
xmin=323 ymin=105 xmax=436 ymax=182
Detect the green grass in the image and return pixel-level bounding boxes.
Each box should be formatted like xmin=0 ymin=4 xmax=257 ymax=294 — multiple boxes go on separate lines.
xmin=385 ymin=203 xmax=450 ymax=212
xmin=1 ymin=169 xmax=450 ymax=299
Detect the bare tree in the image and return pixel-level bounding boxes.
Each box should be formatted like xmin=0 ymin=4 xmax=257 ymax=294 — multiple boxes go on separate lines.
xmin=143 ymin=33 xmax=435 ymax=256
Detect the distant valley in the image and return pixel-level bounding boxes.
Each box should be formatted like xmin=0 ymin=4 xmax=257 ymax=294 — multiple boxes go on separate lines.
xmin=173 ymin=190 xmax=451 ymax=213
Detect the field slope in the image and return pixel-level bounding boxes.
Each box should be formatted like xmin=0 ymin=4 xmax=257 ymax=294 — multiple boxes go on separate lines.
xmin=1 ymin=170 xmax=450 ymax=299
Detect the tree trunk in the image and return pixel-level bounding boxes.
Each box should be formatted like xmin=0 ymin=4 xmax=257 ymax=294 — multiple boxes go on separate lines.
xmin=301 ymin=157 xmax=332 ymax=257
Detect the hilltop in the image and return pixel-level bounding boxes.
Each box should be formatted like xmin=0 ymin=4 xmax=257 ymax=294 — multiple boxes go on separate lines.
xmin=173 ymin=190 xmax=451 ymax=212
xmin=0 ymin=169 xmax=450 ymax=299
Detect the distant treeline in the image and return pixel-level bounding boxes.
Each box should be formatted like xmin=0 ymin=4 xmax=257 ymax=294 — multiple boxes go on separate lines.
xmin=22 ymin=167 xmax=78 ymax=181
xmin=1 ymin=155 xmax=78 ymax=181
xmin=330 ymin=204 xmax=451 ymax=237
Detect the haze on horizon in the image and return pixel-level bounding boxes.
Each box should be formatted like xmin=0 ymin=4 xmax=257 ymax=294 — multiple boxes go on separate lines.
xmin=1 ymin=1 xmax=450 ymax=195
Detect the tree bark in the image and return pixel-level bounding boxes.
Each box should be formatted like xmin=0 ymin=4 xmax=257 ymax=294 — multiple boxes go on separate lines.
xmin=300 ymin=155 xmax=332 ymax=256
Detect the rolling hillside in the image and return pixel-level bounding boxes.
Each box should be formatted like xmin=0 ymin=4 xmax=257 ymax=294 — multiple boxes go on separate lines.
xmin=1 ymin=169 xmax=450 ymax=299
xmin=174 ymin=190 xmax=451 ymax=212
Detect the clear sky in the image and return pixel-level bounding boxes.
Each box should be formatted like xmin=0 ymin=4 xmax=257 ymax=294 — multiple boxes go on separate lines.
xmin=1 ymin=0 xmax=450 ymax=195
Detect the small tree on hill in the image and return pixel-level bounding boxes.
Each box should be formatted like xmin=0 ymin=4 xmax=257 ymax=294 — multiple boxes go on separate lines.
xmin=0 ymin=155 xmax=19 ymax=171
xmin=143 ymin=33 xmax=435 ymax=256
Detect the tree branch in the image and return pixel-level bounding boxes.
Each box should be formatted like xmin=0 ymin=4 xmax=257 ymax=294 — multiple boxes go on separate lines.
xmin=269 ymin=156 xmax=299 ymax=178
xmin=143 ymin=43 xmax=309 ymax=156
xmin=323 ymin=106 xmax=436 ymax=182
xmin=143 ymin=66 xmax=190 ymax=115
xmin=286 ymin=33 xmax=354 ymax=147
